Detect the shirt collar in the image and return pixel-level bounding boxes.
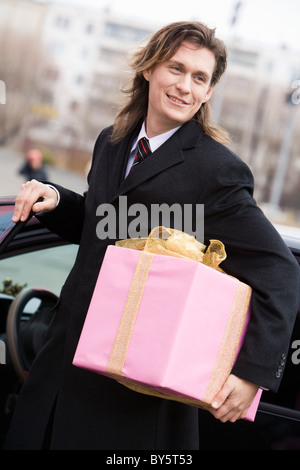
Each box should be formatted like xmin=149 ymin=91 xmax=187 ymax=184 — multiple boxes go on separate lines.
xmin=131 ymin=121 xmax=181 ymax=153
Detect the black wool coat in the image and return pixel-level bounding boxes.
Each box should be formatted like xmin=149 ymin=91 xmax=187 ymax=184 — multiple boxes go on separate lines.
xmin=4 ymin=120 xmax=300 ymax=450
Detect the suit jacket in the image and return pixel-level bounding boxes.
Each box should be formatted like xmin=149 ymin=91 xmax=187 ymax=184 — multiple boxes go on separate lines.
xmin=4 ymin=120 xmax=300 ymax=450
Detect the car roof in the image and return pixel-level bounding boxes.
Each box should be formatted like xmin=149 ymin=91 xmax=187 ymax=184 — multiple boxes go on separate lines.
xmin=275 ymin=224 xmax=300 ymax=253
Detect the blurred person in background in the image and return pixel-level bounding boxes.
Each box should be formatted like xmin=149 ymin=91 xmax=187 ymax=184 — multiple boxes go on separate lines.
xmin=19 ymin=148 xmax=48 ymax=182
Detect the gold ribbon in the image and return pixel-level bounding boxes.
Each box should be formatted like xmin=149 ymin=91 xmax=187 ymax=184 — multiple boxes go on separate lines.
xmin=106 ymin=226 xmax=251 ymax=407
xmin=116 ymin=226 xmax=227 ymax=269
xmin=106 ymin=250 xmax=154 ymax=376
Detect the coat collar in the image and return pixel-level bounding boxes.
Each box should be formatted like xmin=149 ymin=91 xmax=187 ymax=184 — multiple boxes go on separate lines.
xmin=109 ymin=120 xmax=204 ymax=203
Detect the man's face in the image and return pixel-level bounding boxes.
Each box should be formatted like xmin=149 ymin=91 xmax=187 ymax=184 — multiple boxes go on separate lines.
xmin=143 ymin=41 xmax=216 ymax=137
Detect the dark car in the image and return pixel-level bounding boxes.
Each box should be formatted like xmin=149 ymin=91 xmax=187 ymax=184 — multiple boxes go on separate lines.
xmin=0 ymin=197 xmax=300 ymax=449
xmin=0 ymin=197 xmax=78 ymax=446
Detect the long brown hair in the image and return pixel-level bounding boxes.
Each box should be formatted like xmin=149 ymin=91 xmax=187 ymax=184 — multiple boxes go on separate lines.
xmin=111 ymin=21 xmax=229 ymax=144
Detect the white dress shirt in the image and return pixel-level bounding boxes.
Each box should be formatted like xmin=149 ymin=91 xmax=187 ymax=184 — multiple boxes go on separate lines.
xmin=125 ymin=121 xmax=181 ymax=177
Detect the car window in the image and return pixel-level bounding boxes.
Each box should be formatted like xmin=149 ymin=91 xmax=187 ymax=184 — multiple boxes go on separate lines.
xmin=0 ymin=211 xmax=14 ymax=235
xmin=0 ymin=244 xmax=78 ymax=296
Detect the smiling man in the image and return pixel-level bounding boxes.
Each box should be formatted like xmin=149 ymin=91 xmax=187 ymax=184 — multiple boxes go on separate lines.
xmin=143 ymin=42 xmax=214 ymax=136
xmin=4 ymin=21 xmax=300 ymax=450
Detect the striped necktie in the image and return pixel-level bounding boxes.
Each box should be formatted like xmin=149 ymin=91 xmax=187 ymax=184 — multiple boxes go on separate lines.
xmin=131 ymin=137 xmax=152 ymax=169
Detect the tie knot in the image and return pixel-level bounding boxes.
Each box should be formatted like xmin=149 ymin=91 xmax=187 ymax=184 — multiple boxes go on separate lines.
xmin=132 ymin=137 xmax=152 ymax=168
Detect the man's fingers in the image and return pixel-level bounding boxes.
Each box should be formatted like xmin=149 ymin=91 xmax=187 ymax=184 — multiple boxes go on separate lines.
xmin=12 ymin=180 xmax=57 ymax=222
xmin=12 ymin=181 xmax=40 ymax=222
xmin=211 ymin=377 xmax=234 ymax=410
xmin=211 ymin=400 xmax=245 ymax=423
xmin=209 ymin=374 xmax=259 ymax=423
xmin=12 ymin=184 xmax=33 ymax=222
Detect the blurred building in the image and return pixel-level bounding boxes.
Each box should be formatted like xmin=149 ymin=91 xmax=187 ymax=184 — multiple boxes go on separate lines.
xmin=0 ymin=0 xmax=46 ymax=33
xmin=211 ymin=40 xmax=300 ymax=215
xmin=0 ymin=0 xmax=48 ymax=145
xmin=26 ymin=1 xmax=154 ymax=157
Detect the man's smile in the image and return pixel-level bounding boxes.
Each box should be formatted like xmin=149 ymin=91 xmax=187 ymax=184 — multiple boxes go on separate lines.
xmin=167 ymin=94 xmax=188 ymax=105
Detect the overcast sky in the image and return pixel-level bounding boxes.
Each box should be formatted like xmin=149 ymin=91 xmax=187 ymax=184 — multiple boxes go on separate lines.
xmin=50 ymin=0 xmax=300 ymax=50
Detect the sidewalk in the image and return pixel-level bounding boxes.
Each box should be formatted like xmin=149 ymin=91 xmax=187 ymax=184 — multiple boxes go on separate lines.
xmin=0 ymin=147 xmax=87 ymax=197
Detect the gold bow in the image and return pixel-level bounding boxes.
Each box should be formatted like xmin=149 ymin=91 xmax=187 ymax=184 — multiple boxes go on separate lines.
xmin=116 ymin=226 xmax=226 ymax=271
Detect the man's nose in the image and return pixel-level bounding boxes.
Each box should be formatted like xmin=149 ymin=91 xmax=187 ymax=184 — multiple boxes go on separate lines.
xmin=176 ymin=74 xmax=191 ymax=93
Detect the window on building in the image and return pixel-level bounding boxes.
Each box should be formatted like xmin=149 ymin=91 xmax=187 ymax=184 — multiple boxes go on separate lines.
xmin=86 ymin=23 xmax=94 ymax=34
xmin=99 ymin=48 xmax=124 ymax=65
xmin=104 ymin=22 xmax=151 ymax=42
xmin=75 ymin=75 xmax=84 ymax=85
xmin=54 ymin=16 xmax=70 ymax=29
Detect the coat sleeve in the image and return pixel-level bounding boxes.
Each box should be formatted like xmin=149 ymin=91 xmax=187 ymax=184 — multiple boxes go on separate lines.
xmin=37 ymin=184 xmax=86 ymax=244
xmin=202 ymin=153 xmax=300 ymax=392
xmin=36 ymin=127 xmax=112 ymax=244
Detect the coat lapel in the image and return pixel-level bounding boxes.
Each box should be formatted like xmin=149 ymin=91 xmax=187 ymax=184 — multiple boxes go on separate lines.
xmin=106 ymin=131 xmax=136 ymax=203
xmin=110 ymin=120 xmax=203 ymax=203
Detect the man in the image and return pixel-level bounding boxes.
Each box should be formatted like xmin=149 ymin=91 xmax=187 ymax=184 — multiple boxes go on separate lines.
xmin=4 ymin=21 xmax=300 ymax=449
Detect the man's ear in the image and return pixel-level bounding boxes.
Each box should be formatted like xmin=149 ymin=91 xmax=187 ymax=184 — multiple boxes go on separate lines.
xmin=202 ymin=86 xmax=214 ymax=103
xmin=203 ymin=85 xmax=214 ymax=103
xmin=143 ymin=69 xmax=150 ymax=81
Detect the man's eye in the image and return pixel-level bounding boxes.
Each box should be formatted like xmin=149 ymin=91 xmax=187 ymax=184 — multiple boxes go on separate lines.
xmin=170 ymin=66 xmax=181 ymax=72
xmin=195 ymin=75 xmax=204 ymax=82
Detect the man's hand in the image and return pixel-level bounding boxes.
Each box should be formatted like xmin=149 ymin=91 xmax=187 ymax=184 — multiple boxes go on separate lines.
xmin=209 ymin=374 xmax=259 ymax=422
xmin=12 ymin=179 xmax=58 ymax=223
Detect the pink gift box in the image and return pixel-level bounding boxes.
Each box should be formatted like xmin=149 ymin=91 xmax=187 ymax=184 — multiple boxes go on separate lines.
xmin=73 ymin=244 xmax=262 ymax=421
